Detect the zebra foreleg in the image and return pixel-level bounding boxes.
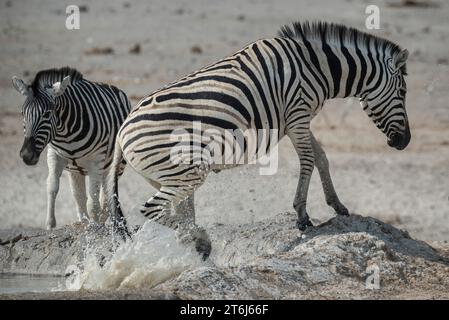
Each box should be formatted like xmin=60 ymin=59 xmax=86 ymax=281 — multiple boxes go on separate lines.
xmin=140 ymin=186 xmax=210 ymax=260
xmin=288 ymin=126 xmax=315 ymax=231
xmin=68 ymin=172 xmax=89 ymax=223
xmin=310 ymin=132 xmax=349 ymax=216
xmin=46 ymin=148 xmax=67 ymax=230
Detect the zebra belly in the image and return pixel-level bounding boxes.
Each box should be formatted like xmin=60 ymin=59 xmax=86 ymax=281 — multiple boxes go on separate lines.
xmin=119 ymin=118 xmax=283 ymax=183
xmin=49 ymin=145 xmax=109 ymax=176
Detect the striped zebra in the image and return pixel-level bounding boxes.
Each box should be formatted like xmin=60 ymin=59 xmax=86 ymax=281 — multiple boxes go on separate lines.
xmin=107 ymin=22 xmax=410 ymax=258
xmin=12 ymin=67 xmax=132 ymax=230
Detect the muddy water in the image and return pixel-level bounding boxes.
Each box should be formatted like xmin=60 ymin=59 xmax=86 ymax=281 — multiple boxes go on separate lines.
xmin=0 ymin=274 xmax=64 ymax=294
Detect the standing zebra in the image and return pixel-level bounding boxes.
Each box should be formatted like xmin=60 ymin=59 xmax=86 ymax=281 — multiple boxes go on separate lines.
xmin=13 ymin=67 xmax=132 ymax=230
xmin=108 ymin=22 xmax=410 ymax=259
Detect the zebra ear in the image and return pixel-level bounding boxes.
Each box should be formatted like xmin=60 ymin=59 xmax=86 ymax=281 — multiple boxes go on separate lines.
xmin=51 ymin=76 xmax=70 ymax=97
xmin=394 ymin=49 xmax=409 ymax=71
xmin=12 ymin=76 xmax=31 ymax=96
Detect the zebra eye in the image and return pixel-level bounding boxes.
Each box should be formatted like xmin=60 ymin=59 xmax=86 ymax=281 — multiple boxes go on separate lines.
xmin=42 ymin=110 xmax=52 ymax=119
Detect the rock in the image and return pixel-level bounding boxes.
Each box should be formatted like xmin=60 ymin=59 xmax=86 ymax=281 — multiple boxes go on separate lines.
xmin=157 ymin=213 xmax=449 ymax=299
xmin=236 ymin=14 xmax=246 ymax=21
xmin=190 ymin=45 xmax=203 ymax=54
xmin=84 ymin=47 xmax=114 ymax=55
xmin=129 ymin=43 xmax=141 ymax=54
xmin=174 ymin=8 xmax=185 ymax=15
xmin=387 ymin=0 xmax=440 ymax=8
xmin=1 ymin=213 xmax=448 ymax=299
xmin=0 ymin=223 xmax=114 ymax=275
xmin=79 ymin=5 xmax=88 ymax=13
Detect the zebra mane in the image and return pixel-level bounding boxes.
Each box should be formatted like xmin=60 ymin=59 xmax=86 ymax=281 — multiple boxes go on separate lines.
xmin=278 ymin=21 xmax=405 ymax=72
xmin=31 ymin=66 xmax=83 ymax=95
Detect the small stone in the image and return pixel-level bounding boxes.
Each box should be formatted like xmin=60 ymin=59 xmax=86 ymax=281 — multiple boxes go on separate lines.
xmin=84 ymin=47 xmax=114 ymax=55
xmin=79 ymin=5 xmax=88 ymax=13
xmin=190 ymin=45 xmax=203 ymax=54
xmin=175 ymin=8 xmax=185 ymax=15
xmin=236 ymin=14 xmax=246 ymax=21
xmin=422 ymin=26 xmax=431 ymax=33
xmin=129 ymin=43 xmax=141 ymax=54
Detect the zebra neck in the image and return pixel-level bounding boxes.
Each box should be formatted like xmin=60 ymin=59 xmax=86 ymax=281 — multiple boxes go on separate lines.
xmin=295 ymin=38 xmax=374 ymax=102
xmin=53 ymin=94 xmax=85 ymax=137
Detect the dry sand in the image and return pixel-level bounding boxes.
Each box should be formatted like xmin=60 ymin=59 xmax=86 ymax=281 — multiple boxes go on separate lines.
xmin=0 ymin=0 xmax=448 ymax=299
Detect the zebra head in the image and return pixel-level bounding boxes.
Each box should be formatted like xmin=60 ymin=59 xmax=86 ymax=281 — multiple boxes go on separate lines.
xmin=360 ymin=49 xmax=410 ymax=150
xmin=12 ymin=75 xmax=70 ymax=165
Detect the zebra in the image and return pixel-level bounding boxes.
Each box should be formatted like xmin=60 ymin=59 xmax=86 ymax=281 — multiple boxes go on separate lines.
xmin=107 ymin=21 xmax=410 ymax=259
xmin=12 ymin=67 xmax=132 ymax=230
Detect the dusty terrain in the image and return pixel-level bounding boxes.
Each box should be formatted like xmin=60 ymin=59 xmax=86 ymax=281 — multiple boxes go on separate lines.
xmin=1 ymin=213 xmax=449 ymax=299
xmin=0 ymin=0 xmax=448 ymax=299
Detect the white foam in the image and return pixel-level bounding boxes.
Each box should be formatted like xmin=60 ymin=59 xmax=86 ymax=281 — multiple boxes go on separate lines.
xmin=66 ymin=221 xmax=203 ymax=290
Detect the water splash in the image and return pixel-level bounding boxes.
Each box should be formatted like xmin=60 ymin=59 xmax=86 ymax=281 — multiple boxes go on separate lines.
xmin=65 ymin=221 xmax=203 ymax=290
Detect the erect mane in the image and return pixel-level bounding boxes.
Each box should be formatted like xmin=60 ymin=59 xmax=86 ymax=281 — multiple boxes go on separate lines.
xmin=31 ymin=66 xmax=83 ymax=94
xmin=278 ymin=21 xmax=405 ymax=71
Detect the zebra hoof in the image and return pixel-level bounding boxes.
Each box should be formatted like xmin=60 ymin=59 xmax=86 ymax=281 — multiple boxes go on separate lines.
xmin=116 ymin=228 xmax=132 ymax=242
xmin=336 ymin=207 xmax=349 ymax=216
xmin=333 ymin=203 xmax=349 ymax=216
xmin=296 ymin=217 xmax=313 ymax=231
xmin=176 ymin=224 xmax=211 ymax=260
xmin=195 ymin=238 xmax=211 ymax=261
xmin=113 ymin=222 xmax=132 ymax=242
xmin=46 ymin=220 xmax=56 ymax=230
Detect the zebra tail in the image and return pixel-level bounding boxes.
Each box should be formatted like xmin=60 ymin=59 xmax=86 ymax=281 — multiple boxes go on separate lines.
xmin=107 ymin=140 xmax=131 ymax=241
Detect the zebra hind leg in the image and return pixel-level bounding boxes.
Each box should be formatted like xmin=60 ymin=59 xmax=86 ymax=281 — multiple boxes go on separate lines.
xmin=310 ymin=132 xmax=349 ymax=216
xmin=87 ymin=170 xmax=102 ymax=223
xmin=68 ymin=172 xmax=89 ymax=223
xmin=175 ymin=194 xmax=195 ymax=221
xmin=173 ymin=193 xmax=211 ymax=257
xmin=140 ymin=184 xmax=211 ymax=260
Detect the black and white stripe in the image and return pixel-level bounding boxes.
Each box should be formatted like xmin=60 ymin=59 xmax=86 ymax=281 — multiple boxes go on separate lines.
xmin=13 ymin=67 xmax=131 ymax=229
xmin=108 ymin=22 xmax=410 ymax=256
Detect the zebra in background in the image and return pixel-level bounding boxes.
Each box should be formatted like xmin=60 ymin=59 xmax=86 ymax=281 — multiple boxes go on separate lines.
xmin=108 ymin=21 xmax=410 ymax=259
xmin=12 ymin=67 xmax=132 ymax=230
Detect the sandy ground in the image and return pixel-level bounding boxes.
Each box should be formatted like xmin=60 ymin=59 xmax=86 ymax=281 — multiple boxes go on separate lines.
xmin=0 ymin=0 xmax=448 ymax=298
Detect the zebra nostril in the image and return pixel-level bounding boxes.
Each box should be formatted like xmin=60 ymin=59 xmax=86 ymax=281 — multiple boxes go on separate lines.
xmin=388 ymin=130 xmax=410 ymax=150
xmin=388 ymin=132 xmax=401 ymax=148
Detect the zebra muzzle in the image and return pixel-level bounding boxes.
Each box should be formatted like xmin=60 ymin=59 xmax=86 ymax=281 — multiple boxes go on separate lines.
xmin=20 ymin=137 xmax=40 ymax=165
xmin=388 ymin=126 xmax=411 ymax=151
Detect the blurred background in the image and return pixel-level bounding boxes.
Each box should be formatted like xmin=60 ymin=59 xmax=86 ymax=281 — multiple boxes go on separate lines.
xmin=0 ymin=0 xmax=448 ymax=241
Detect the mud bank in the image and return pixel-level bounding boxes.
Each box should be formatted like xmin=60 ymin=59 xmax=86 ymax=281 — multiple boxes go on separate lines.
xmin=1 ymin=213 xmax=449 ymax=299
